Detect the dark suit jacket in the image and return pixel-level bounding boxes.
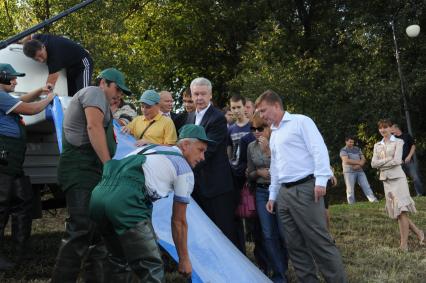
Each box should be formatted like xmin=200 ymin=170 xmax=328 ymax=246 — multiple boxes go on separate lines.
xmin=173 ymin=111 xmax=190 ymax=133
xmin=187 ymin=106 xmax=234 ymax=198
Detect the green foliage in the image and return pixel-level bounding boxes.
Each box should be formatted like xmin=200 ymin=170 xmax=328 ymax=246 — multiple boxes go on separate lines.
xmin=1 ymin=0 xmax=426 ymax=197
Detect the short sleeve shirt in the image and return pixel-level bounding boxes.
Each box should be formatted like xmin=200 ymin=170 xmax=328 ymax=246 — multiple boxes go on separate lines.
xmin=131 ymin=146 xmax=194 ymax=203
xmin=340 ymin=146 xmax=363 ymax=173
xmin=126 ymin=113 xmax=177 ymax=145
xmin=33 ymin=34 xmax=90 ymax=74
xmin=0 ymin=90 xmax=23 ymax=138
xmin=227 ymin=122 xmax=251 ymax=167
xmin=63 ymin=86 xmax=111 ymax=146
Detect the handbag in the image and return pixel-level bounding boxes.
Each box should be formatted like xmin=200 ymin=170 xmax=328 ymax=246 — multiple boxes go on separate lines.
xmin=235 ymin=182 xmax=256 ymax=218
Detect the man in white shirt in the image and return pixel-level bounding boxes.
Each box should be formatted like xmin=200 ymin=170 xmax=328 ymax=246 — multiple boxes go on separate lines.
xmin=256 ymin=90 xmax=347 ymax=283
xmin=89 ymin=124 xmax=212 ymax=282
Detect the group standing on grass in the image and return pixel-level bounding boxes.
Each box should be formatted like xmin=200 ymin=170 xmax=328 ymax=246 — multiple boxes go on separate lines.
xmin=0 ymin=33 xmax=425 ymax=283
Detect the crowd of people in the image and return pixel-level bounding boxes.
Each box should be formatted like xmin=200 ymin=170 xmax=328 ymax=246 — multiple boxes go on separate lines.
xmin=0 ymin=34 xmax=424 ymax=283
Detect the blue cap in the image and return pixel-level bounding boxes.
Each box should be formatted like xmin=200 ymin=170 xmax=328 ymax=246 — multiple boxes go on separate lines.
xmin=139 ymin=89 xmax=160 ymax=105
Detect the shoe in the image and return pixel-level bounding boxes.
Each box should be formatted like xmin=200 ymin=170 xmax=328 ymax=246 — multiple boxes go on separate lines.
xmin=0 ymin=255 xmax=15 ymax=271
xmin=399 ymin=246 xmax=408 ymax=252
xmin=419 ymin=230 xmax=425 ymax=246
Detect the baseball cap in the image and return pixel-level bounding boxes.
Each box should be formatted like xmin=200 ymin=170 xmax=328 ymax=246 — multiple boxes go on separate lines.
xmin=97 ymin=68 xmax=132 ymax=95
xmin=0 ymin=63 xmax=25 ymax=77
xmin=139 ymin=89 xmax=160 ymax=105
xmin=178 ymin=124 xmax=216 ymax=145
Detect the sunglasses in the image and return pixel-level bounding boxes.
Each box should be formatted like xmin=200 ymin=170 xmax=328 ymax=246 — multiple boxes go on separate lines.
xmin=250 ymin=126 xmax=265 ymax=132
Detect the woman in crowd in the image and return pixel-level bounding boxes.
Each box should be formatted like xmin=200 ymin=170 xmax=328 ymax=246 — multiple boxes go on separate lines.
xmin=246 ymin=112 xmax=288 ymax=282
xmin=371 ymin=119 xmax=424 ymax=251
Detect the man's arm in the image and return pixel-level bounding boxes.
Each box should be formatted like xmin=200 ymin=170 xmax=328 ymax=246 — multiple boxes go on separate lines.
xmin=13 ymin=92 xmax=56 ymax=115
xmin=340 ymin=155 xmax=362 ymax=166
xmin=405 ymin=144 xmax=416 ymax=163
xmin=20 ymin=84 xmax=52 ymax=103
xmin=171 ymin=201 xmax=191 ymax=277
xmin=46 ymin=72 xmax=60 ymax=88
xmin=85 ymin=107 xmax=111 ymax=164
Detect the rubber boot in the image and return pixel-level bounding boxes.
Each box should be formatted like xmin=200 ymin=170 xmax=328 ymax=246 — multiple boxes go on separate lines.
xmin=119 ymin=221 xmax=164 ymax=283
xmin=51 ymin=257 xmax=82 ymax=283
xmin=0 ymin=253 xmax=14 ymax=271
xmin=82 ymin=241 xmax=107 ymax=283
xmin=11 ymin=176 xmax=34 ymax=262
xmin=104 ymin=255 xmax=135 ymax=283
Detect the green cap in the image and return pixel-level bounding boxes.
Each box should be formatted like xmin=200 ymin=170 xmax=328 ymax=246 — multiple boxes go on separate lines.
xmin=0 ymin=63 xmax=25 ymax=77
xmin=97 ymin=68 xmax=132 ymax=95
xmin=178 ymin=124 xmax=216 ymax=145
xmin=139 ymin=89 xmax=160 ymax=105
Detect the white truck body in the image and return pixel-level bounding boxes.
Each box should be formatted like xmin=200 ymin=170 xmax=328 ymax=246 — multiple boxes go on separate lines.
xmin=0 ymin=44 xmax=71 ymax=185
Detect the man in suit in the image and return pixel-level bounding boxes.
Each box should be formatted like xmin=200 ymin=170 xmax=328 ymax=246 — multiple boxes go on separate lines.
xmin=173 ymin=88 xmax=194 ymax=132
xmin=159 ymin=91 xmax=177 ymax=119
xmin=186 ymin=77 xmax=239 ymax=247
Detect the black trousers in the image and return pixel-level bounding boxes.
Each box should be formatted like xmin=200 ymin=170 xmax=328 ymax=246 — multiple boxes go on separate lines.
xmin=67 ymin=56 xmax=93 ymax=97
xmin=0 ymin=173 xmax=33 ymax=250
xmin=192 ymin=190 xmax=239 ymax=248
xmin=51 ymin=189 xmax=106 ymax=283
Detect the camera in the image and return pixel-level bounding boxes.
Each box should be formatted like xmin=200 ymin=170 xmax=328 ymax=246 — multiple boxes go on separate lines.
xmin=0 ymin=149 xmax=8 ymax=166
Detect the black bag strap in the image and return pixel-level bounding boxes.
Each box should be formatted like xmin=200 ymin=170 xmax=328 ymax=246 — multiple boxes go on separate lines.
xmin=139 ymin=120 xmax=156 ymax=139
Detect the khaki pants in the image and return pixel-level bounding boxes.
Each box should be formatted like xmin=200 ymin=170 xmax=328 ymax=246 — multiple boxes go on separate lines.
xmin=276 ymin=179 xmax=347 ymax=283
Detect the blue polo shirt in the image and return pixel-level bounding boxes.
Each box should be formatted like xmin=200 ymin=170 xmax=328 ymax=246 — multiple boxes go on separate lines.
xmin=0 ymin=90 xmax=22 ymax=138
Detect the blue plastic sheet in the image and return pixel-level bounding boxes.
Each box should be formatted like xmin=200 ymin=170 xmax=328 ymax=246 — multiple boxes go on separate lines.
xmin=49 ymin=114 xmax=271 ymax=283
xmin=112 ymin=122 xmax=271 ymax=283
xmin=50 ymin=96 xmax=64 ymax=153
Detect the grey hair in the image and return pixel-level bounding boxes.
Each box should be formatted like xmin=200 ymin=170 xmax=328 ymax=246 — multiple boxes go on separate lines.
xmin=177 ymin=138 xmax=199 ymax=146
xmin=190 ymin=77 xmax=212 ymax=92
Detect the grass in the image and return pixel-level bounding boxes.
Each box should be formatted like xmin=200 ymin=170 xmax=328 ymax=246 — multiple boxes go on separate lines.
xmin=1 ymin=197 xmax=426 ymax=282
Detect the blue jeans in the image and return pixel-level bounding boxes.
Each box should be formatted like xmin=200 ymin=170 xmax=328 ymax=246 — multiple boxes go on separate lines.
xmin=256 ymin=188 xmax=288 ymax=282
xmin=402 ymin=160 xmax=424 ymax=196
xmin=343 ymin=171 xmax=377 ymax=204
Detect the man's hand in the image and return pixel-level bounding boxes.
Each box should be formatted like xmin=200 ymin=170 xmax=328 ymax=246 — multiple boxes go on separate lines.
xmin=330 ymin=176 xmax=337 ymax=187
xmin=42 ymin=83 xmax=54 ymax=93
xmin=266 ymin=200 xmax=275 ymax=214
xmin=314 ymin=186 xmax=326 ymax=203
xmin=121 ymin=126 xmax=131 ymax=134
xmin=178 ymin=257 xmax=192 ymax=278
xmin=352 ymin=165 xmax=362 ymax=170
xmin=135 ymin=139 xmax=149 ymax=147
xmin=256 ymin=168 xmax=270 ymax=180
xmin=405 ymin=156 xmax=412 ymax=164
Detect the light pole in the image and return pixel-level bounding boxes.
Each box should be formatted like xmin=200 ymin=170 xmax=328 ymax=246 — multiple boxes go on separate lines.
xmin=390 ymin=20 xmax=420 ymax=137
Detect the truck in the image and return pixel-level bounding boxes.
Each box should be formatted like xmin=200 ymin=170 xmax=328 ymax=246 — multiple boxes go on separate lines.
xmin=0 ymin=0 xmax=97 ymax=212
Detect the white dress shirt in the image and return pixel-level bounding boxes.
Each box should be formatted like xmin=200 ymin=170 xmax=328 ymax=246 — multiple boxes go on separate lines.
xmin=195 ymin=103 xmax=211 ymax=125
xmin=269 ymin=112 xmax=332 ymax=201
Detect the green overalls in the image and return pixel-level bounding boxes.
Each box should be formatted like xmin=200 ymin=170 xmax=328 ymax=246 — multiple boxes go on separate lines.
xmin=89 ymin=145 xmax=183 ymax=283
xmin=0 ymin=119 xmax=26 ymax=176
xmin=51 ymin=122 xmax=116 ymax=283
xmin=0 ymin=118 xmax=34 ymax=260
xmin=57 ymin=122 xmax=116 ymax=192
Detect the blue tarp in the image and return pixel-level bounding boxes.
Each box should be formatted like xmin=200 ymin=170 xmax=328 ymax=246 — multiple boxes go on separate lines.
xmin=50 ymin=109 xmax=271 ymax=283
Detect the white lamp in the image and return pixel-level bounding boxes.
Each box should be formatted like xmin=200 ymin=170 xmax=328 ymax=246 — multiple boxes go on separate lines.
xmin=406 ymin=24 xmax=420 ymax=38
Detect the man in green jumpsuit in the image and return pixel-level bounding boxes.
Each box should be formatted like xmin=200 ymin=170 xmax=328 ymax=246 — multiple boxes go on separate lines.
xmin=0 ymin=63 xmax=56 ymax=270
xmin=51 ymin=68 xmax=131 ymax=282
xmin=89 ymin=124 xmax=213 ymax=282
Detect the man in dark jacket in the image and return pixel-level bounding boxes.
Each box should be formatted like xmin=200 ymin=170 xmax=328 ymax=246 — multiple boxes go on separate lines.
xmin=186 ymin=77 xmax=239 ymax=247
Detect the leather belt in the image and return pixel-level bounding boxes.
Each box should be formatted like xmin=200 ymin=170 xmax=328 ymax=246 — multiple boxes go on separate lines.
xmin=282 ymin=174 xmax=314 ymax=188
xmin=256 ymin=183 xmax=270 ymax=189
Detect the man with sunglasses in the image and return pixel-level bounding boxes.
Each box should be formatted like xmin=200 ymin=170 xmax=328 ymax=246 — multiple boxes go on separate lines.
xmin=256 ymin=90 xmax=347 ymax=283
xmin=51 ymin=68 xmax=132 ymax=283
